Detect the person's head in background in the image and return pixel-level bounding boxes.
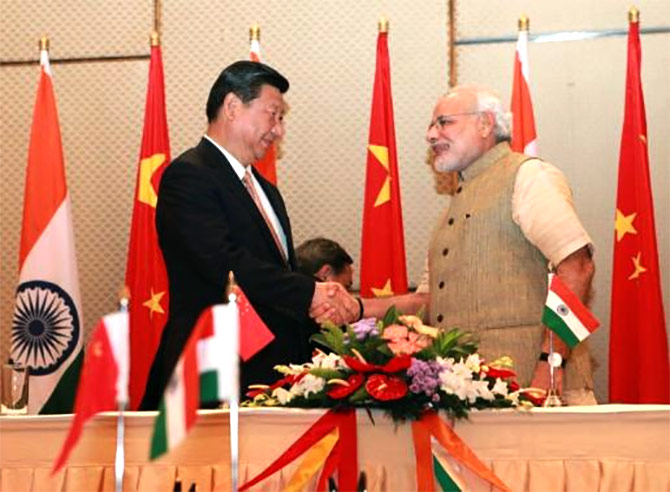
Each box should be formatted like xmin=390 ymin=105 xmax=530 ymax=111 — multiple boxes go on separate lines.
xmin=296 ymin=237 xmax=354 ymax=290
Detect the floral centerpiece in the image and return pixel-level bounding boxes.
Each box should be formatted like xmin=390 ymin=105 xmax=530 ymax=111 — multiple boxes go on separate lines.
xmin=244 ymin=307 xmax=540 ymax=422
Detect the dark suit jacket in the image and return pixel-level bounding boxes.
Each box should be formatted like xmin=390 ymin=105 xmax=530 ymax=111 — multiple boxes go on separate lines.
xmin=140 ymin=137 xmax=317 ymax=409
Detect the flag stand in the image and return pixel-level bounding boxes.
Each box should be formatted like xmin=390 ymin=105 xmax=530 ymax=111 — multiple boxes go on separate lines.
xmin=230 ymin=393 xmax=239 ymax=491
xmin=114 ymin=402 xmax=126 ymax=492
xmin=543 ymin=331 xmax=563 ymax=407
xmin=115 ymin=297 xmax=129 ymax=492
xmin=226 ymin=279 xmax=240 ymax=491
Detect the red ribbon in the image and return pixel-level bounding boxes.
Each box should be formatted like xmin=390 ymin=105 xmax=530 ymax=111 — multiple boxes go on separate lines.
xmin=239 ymin=409 xmax=358 ymax=491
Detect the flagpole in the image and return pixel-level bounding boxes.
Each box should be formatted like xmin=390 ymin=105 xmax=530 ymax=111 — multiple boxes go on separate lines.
xmin=115 ymin=294 xmax=129 ymax=492
xmin=226 ymin=273 xmax=240 ymax=491
xmin=544 ymin=327 xmax=563 ymax=407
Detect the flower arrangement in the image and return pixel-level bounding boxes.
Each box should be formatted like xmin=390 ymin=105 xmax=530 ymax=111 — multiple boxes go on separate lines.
xmin=243 ymin=307 xmax=539 ymax=422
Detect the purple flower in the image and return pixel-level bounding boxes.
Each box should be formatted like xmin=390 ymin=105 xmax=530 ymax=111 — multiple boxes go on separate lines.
xmin=407 ymin=358 xmax=441 ymax=397
xmin=352 ymin=318 xmax=380 ymax=340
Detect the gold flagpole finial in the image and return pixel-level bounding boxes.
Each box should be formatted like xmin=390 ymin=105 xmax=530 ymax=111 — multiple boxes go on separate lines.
xmin=39 ymin=36 xmax=49 ymax=52
xmin=118 ymin=285 xmax=131 ymax=312
xmin=250 ymin=23 xmax=261 ymax=42
xmin=518 ymin=15 xmax=530 ymax=32
xmin=150 ymin=30 xmax=160 ymax=47
xmin=226 ymin=271 xmax=238 ymax=303
xmin=628 ymin=6 xmax=639 ymax=23
xmin=378 ymin=17 xmax=389 ymax=33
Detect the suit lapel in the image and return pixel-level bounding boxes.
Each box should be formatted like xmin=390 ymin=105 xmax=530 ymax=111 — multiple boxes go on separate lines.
xmin=197 ymin=138 xmax=289 ymax=267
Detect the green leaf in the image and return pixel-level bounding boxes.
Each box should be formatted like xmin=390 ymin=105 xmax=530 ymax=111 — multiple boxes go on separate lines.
xmin=415 ymin=305 xmax=426 ymax=321
xmin=313 ymin=323 xmax=347 ymax=354
xmin=348 ymin=385 xmax=369 ymax=403
xmin=376 ymin=344 xmax=393 ymax=357
xmin=310 ymin=333 xmax=334 ymax=352
xmin=309 ymin=368 xmax=344 ymax=380
xmin=430 ymin=328 xmax=479 ymax=358
xmin=382 ymin=305 xmax=400 ymax=327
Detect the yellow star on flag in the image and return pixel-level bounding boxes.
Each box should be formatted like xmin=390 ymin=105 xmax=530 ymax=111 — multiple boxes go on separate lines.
xmin=371 ymin=278 xmax=394 ymax=297
xmin=142 ymin=288 xmax=166 ymax=318
xmin=628 ymin=252 xmax=647 ymax=280
xmin=138 ymin=153 xmax=166 ymax=208
xmin=615 ymin=209 xmax=637 ymax=242
xmin=368 ymin=144 xmax=391 ymax=207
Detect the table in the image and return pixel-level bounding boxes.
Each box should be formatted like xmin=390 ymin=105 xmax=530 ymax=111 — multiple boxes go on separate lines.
xmin=1 ymin=405 xmax=669 ymax=491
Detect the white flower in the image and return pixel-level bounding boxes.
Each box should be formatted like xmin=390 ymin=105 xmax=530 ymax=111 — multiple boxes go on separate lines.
xmin=439 ymin=368 xmax=470 ymax=400
xmin=439 ymin=359 xmax=497 ymax=403
xmin=464 ymin=354 xmax=482 ymax=373
xmin=436 ymin=356 xmax=455 ymax=370
xmin=491 ymin=378 xmax=508 ymax=397
xmin=451 ymin=360 xmax=475 ymax=380
xmin=291 ymin=374 xmax=325 ymax=398
xmin=311 ymin=351 xmax=343 ymax=369
xmin=274 ymin=363 xmax=309 ymax=376
xmin=505 ymin=391 xmax=520 ymax=406
xmin=470 ymin=379 xmax=494 ymax=402
xmin=272 ymin=387 xmax=294 ymax=405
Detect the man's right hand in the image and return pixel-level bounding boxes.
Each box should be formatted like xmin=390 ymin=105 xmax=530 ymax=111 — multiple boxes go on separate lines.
xmin=309 ymin=282 xmax=360 ymax=325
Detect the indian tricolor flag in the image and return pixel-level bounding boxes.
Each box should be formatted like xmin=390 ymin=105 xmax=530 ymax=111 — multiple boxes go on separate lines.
xmin=11 ymin=43 xmax=83 ymax=414
xmin=542 ymin=273 xmax=600 ymax=348
xmin=150 ymin=302 xmax=239 ymax=459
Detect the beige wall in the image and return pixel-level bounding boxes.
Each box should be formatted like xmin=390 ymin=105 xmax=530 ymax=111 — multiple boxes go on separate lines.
xmin=1 ymin=1 xmax=668 ymax=403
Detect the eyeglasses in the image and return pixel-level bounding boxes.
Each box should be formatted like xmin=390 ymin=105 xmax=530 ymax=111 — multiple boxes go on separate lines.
xmin=428 ymin=111 xmax=481 ymax=131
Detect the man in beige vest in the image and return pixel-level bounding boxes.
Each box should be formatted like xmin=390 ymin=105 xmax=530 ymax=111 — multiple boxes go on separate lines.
xmin=360 ymin=86 xmax=596 ymax=405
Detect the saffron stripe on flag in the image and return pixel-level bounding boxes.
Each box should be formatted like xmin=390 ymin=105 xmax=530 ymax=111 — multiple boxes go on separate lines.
xmin=548 ymin=275 xmax=599 ymax=329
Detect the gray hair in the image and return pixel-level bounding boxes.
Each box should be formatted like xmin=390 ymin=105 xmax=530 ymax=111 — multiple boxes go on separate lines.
xmin=476 ymin=90 xmax=512 ymax=143
xmin=444 ymin=86 xmax=512 ymax=143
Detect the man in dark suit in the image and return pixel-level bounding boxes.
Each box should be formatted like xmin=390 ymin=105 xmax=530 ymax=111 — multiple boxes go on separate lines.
xmin=140 ymin=61 xmax=359 ymax=409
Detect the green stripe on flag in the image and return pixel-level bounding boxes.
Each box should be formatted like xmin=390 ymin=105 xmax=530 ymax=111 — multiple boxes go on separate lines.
xmin=150 ymin=399 xmax=169 ymax=459
xmin=433 ymin=455 xmax=461 ymax=492
xmin=200 ymin=370 xmax=219 ymax=403
xmin=542 ymin=307 xmax=580 ymax=348
xmin=40 ymin=349 xmax=84 ymax=415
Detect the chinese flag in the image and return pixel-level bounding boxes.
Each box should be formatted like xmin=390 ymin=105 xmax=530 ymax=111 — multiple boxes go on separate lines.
xmin=609 ymin=15 xmax=669 ymax=403
xmin=250 ymin=30 xmax=278 ymax=185
xmin=53 ymin=311 xmax=128 ymax=473
xmin=125 ymin=36 xmax=171 ymax=409
xmin=510 ymin=21 xmax=537 ymax=156
xmin=360 ymin=28 xmax=408 ymax=298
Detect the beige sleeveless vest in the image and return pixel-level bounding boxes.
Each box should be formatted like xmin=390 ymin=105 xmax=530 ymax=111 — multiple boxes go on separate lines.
xmin=427 ymin=143 xmax=592 ymax=390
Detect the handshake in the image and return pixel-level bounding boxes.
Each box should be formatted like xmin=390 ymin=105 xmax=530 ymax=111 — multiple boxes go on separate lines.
xmin=309 ymin=282 xmax=362 ymax=325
